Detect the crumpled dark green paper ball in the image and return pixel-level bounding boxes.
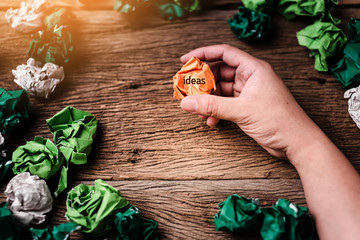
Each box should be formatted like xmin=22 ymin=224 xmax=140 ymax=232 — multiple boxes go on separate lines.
xmin=28 ymin=25 xmax=74 ymax=65
xmin=157 ymin=0 xmax=200 ymax=20
xmin=261 ymin=199 xmax=317 ymax=240
xmin=228 ymin=6 xmax=272 ymax=41
xmin=0 ymin=202 xmax=20 ymax=240
xmin=261 ymin=207 xmax=286 ymax=238
xmin=66 ymin=179 xmax=130 ymax=236
xmin=114 ymin=0 xmax=200 ymax=20
xmin=214 ymin=195 xmax=263 ymax=232
xmin=0 ymin=157 xmax=12 ymax=185
xmin=157 ymin=2 xmax=185 ymax=20
xmin=348 ymin=18 xmax=360 ymax=42
xmin=115 ymin=205 xmax=159 ymax=240
xmin=332 ymin=18 xmax=360 ymax=88
xmin=0 ymin=88 xmax=29 ymax=135
xmin=297 ymin=21 xmax=347 ymax=72
xmin=214 ymin=196 xmax=316 ymax=240
xmin=12 ymin=136 xmax=62 ymax=180
xmin=30 ymin=222 xmax=81 ymax=240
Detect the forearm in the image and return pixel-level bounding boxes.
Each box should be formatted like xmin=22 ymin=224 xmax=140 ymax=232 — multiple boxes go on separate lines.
xmin=179 ymin=44 xmax=360 ymax=238
xmin=287 ymin=125 xmax=360 ymax=240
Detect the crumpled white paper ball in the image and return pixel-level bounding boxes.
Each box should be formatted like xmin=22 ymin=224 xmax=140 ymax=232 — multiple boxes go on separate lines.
xmin=5 ymin=0 xmax=51 ymax=33
xmin=5 ymin=172 xmax=53 ymax=227
xmin=0 ymin=133 xmax=4 ymax=147
xmin=344 ymin=86 xmax=360 ymax=129
xmin=13 ymin=58 xmax=65 ymax=99
xmin=0 ymin=133 xmax=6 ymax=158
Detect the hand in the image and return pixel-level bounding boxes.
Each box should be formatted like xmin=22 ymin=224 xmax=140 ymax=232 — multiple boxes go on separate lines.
xmin=180 ymin=44 xmax=321 ymax=159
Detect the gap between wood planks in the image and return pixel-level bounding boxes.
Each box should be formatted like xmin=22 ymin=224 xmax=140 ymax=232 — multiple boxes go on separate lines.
xmin=1 ymin=8 xmax=360 ymax=181
xmin=0 ymin=3 xmax=357 ymax=239
xmin=0 ymin=179 xmax=305 ymax=240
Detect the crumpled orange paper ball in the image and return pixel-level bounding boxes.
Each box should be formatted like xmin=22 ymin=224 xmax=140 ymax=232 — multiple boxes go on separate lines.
xmin=173 ymin=56 xmax=216 ymax=99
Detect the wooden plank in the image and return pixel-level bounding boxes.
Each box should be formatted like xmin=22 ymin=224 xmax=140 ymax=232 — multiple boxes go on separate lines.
xmin=0 ymin=5 xmax=357 ymax=240
xmin=0 ymin=179 xmax=306 ymax=239
xmin=339 ymin=0 xmax=360 ymax=4
xmin=0 ymin=0 xmax=357 ymax=9
xmin=0 ymin=8 xmax=360 ymax=181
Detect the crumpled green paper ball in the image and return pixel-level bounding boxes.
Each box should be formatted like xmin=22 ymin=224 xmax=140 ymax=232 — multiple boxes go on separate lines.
xmin=332 ymin=18 xmax=360 ymax=88
xmin=114 ymin=0 xmax=152 ymax=14
xmin=28 ymin=25 xmax=74 ymax=65
xmin=297 ymin=21 xmax=347 ymax=72
xmin=66 ymin=179 xmax=130 ymax=236
xmin=114 ymin=0 xmax=200 ymax=19
xmin=278 ymin=0 xmax=339 ymax=24
xmin=45 ymin=8 xmax=74 ymax=30
xmin=0 ymin=88 xmax=30 ymax=135
xmin=46 ymin=106 xmax=97 ymax=196
xmin=242 ymin=0 xmax=274 ymax=13
xmin=261 ymin=199 xmax=317 ymax=240
xmin=30 ymin=222 xmax=81 ymax=240
xmin=12 ymin=136 xmax=62 ymax=180
xmin=228 ymin=6 xmax=271 ymax=41
xmin=115 ymin=205 xmax=159 ymax=240
xmin=0 ymin=157 xmax=12 ymax=185
xmin=11 ymin=106 xmax=97 ymax=197
xmin=46 ymin=106 xmax=98 ymax=164
xmin=214 ymin=195 xmax=263 ymax=232
xmin=0 ymin=202 xmax=20 ymax=240
xmin=173 ymin=0 xmax=200 ymax=12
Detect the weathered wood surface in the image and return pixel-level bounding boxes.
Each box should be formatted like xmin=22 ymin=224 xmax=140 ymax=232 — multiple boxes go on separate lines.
xmin=1 ymin=7 xmax=360 ymax=181
xmin=0 ymin=0 xmax=358 ymax=9
xmin=0 ymin=0 xmax=359 ymax=239
xmin=0 ymin=179 xmax=305 ymax=239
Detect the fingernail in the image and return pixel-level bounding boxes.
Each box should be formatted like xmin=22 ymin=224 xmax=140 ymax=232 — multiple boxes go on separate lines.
xmin=181 ymin=97 xmax=197 ymax=112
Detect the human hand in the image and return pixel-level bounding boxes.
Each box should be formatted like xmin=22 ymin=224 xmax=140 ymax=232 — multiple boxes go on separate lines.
xmin=180 ymin=44 xmax=322 ymax=159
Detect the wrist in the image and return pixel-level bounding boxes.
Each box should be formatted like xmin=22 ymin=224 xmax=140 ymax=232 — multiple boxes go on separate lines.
xmin=285 ymin=120 xmax=329 ymax=168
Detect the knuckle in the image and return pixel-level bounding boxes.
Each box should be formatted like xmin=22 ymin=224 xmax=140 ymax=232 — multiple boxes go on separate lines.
xmin=258 ymin=60 xmax=273 ymax=71
xmin=221 ymin=44 xmax=232 ymax=51
xmin=200 ymin=96 xmax=218 ymax=117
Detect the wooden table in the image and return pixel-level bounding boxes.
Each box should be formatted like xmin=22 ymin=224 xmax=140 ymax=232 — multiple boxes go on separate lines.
xmin=0 ymin=0 xmax=359 ymax=239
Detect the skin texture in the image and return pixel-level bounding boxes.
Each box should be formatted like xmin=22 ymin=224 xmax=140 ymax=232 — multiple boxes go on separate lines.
xmin=180 ymin=44 xmax=360 ymax=240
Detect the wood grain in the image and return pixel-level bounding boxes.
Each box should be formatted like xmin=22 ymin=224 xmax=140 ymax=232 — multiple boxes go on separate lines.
xmin=0 ymin=8 xmax=360 ymax=181
xmin=0 ymin=179 xmax=305 ymax=240
xmin=0 ymin=2 xmax=359 ymax=239
xmin=0 ymin=0 xmax=358 ymax=9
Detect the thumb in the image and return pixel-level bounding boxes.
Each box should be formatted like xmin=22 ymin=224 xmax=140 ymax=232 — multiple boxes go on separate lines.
xmin=181 ymin=95 xmax=240 ymax=122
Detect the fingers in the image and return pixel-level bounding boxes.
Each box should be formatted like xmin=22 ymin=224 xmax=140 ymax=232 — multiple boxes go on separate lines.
xmin=211 ymin=62 xmax=236 ymax=97
xmin=213 ymin=82 xmax=234 ymax=97
xmin=211 ymin=62 xmax=236 ymax=82
xmin=233 ymin=79 xmax=245 ymax=94
xmin=179 ymin=45 xmax=254 ymax=126
xmin=207 ymin=117 xmax=220 ymax=126
xmin=180 ymin=44 xmax=258 ymax=69
xmin=219 ymin=81 xmax=234 ymax=96
xmin=181 ymin=94 xmax=241 ymax=122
